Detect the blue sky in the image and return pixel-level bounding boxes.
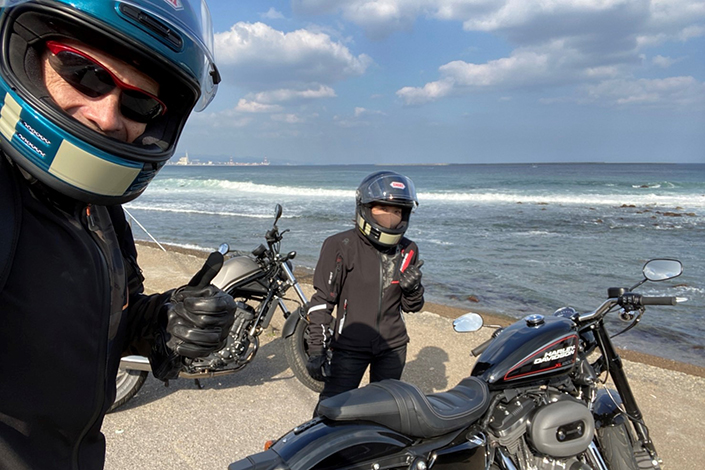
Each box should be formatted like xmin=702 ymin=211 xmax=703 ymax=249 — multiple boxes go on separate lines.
xmin=177 ymin=0 xmax=705 ymax=164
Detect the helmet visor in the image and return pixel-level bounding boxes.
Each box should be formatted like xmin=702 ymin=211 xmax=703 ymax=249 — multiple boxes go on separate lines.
xmin=358 ymin=173 xmax=418 ymax=207
xmin=119 ymin=0 xmax=219 ymax=111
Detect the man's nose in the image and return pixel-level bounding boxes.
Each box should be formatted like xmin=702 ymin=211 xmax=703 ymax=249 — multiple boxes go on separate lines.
xmin=81 ymin=90 xmax=126 ymax=139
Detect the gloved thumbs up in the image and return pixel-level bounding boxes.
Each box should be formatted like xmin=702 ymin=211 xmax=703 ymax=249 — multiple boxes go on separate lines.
xmin=400 ymin=259 xmax=424 ymax=294
xmin=165 ymin=251 xmax=237 ymax=358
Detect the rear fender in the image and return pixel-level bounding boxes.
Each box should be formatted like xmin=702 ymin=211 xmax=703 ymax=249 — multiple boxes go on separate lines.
xmin=228 ymin=449 xmax=289 ymax=470
xmin=236 ymin=419 xmax=484 ymax=470
xmin=265 ymin=420 xmax=414 ymax=470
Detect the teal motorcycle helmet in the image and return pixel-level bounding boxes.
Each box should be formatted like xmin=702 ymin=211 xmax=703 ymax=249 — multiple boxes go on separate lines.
xmin=0 ymin=0 xmax=220 ymax=204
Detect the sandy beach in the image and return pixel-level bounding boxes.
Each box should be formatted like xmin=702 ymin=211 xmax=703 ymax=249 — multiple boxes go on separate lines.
xmin=102 ymin=243 xmax=705 ymax=469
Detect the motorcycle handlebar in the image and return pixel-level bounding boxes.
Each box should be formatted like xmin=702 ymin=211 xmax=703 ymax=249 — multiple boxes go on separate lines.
xmin=471 ymin=337 xmax=493 ymax=357
xmin=641 ymin=296 xmax=677 ymax=306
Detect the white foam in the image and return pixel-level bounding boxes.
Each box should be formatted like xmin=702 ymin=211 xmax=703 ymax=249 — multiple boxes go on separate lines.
xmin=124 ymin=204 xmax=278 ymax=219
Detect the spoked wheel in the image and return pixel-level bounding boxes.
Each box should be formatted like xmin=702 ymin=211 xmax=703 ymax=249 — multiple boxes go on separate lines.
xmin=108 ymin=368 xmax=148 ymax=413
xmin=284 ymin=317 xmax=324 ymax=393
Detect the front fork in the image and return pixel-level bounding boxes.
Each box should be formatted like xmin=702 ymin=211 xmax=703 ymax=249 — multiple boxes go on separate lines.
xmin=594 ymin=321 xmax=661 ymax=467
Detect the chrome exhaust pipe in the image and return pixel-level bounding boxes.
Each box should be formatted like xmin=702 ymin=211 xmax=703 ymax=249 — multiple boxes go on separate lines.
xmin=119 ymin=355 xmax=246 ymax=378
xmin=119 ymin=355 xmax=151 ymax=371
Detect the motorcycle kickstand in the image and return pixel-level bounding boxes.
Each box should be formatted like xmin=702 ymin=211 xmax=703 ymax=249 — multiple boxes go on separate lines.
xmin=194 ymin=379 xmax=203 ymax=389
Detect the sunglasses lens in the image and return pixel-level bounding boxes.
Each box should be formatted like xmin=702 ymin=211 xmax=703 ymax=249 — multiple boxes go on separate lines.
xmin=48 ymin=47 xmax=165 ymax=123
xmin=50 ymin=52 xmax=115 ymax=98
xmin=120 ymin=90 xmax=164 ymax=123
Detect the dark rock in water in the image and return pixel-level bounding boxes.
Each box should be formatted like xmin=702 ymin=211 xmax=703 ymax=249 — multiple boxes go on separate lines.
xmin=621 ymin=204 xmax=636 ymax=208
xmin=595 ymin=219 xmax=604 ymax=224
xmin=660 ymin=212 xmax=682 ymax=217
xmin=467 ymin=295 xmax=480 ymax=303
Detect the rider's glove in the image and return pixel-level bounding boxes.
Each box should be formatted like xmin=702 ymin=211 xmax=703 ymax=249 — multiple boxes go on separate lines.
xmin=306 ymin=354 xmax=329 ymax=381
xmin=164 ymin=284 xmax=237 ymax=358
xmin=400 ymin=259 xmax=424 ymax=294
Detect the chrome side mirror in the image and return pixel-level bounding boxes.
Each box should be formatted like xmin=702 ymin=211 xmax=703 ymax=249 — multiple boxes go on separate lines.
xmin=218 ymin=243 xmax=230 ymax=255
xmin=643 ymin=259 xmax=682 ymax=281
xmin=453 ymin=312 xmax=484 ymax=333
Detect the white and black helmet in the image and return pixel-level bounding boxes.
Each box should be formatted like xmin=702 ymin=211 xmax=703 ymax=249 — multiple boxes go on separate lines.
xmin=355 ymin=171 xmax=418 ymax=247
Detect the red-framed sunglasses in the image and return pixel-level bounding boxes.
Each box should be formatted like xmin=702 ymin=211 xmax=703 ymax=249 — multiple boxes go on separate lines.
xmin=46 ymin=41 xmax=167 ymax=123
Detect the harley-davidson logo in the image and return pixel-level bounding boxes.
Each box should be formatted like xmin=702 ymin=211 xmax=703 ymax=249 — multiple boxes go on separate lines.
xmin=533 ymin=345 xmax=576 ymax=364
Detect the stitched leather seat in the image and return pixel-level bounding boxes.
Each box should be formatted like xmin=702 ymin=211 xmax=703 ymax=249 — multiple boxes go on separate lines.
xmin=318 ymin=377 xmax=490 ymax=438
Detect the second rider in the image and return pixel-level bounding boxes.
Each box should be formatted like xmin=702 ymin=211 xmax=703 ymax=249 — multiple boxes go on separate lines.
xmin=305 ymin=171 xmax=425 ymax=412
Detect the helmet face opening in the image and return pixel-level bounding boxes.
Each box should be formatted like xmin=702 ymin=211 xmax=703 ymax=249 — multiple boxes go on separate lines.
xmin=0 ymin=0 xmax=218 ymax=204
xmin=355 ymin=171 xmax=418 ymax=247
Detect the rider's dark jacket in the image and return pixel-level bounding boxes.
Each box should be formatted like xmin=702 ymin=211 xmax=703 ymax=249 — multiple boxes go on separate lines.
xmin=0 ymin=156 xmax=170 ymax=470
xmin=306 ymin=228 xmax=424 ymax=355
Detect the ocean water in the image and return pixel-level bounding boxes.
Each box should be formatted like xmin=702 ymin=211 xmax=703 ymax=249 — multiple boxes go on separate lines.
xmin=125 ymin=163 xmax=705 ymax=367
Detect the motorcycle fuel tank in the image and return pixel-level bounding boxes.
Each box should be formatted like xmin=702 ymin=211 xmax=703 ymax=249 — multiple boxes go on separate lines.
xmin=212 ymin=255 xmax=267 ymax=294
xmin=472 ymin=315 xmax=578 ymax=389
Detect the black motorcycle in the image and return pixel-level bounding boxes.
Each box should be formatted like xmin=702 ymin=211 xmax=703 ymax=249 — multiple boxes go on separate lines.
xmin=111 ymin=204 xmax=324 ymax=412
xmin=229 ymin=258 xmax=685 ymax=470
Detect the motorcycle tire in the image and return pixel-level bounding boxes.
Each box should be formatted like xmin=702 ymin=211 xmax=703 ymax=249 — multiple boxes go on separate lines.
xmin=108 ymin=368 xmax=148 ymax=413
xmin=597 ymin=421 xmax=639 ymax=470
xmin=284 ymin=317 xmax=324 ymax=393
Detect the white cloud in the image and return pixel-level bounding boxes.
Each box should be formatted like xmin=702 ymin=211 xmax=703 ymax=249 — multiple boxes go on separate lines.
xmin=261 ymin=7 xmax=285 ymax=20
xmin=397 ymin=44 xmax=620 ymax=105
xmin=235 ymin=99 xmax=283 ymax=113
xmin=215 ymin=22 xmax=372 ymax=89
xmin=652 ymin=55 xmax=677 ymax=68
xmin=354 ymin=107 xmax=386 ymax=117
xmin=582 ymin=76 xmax=705 ymax=107
xmin=390 ymin=0 xmax=704 ymax=105
xmin=271 ymin=113 xmax=305 ymax=123
xmin=250 ymin=85 xmax=337 ymax=104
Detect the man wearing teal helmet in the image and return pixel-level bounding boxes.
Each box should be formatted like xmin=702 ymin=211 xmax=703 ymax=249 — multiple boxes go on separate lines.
xmin=0 ymin=1 xmax=235 ymax=469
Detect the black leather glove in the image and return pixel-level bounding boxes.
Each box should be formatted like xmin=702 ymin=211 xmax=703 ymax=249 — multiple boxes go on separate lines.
xmin=165 ymin=252 xmax=237 ymax=358
xmin=306 ymin=354 xmax=328 ymax=381
xmin=165 ymin=284 xmax=237 ymax=358
xmin=400 ymin=259 xmax=424 ymax=294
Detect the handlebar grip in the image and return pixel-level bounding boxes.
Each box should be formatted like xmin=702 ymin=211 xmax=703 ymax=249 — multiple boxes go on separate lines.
xmin=471 ymin=337 xmax=493 ymax=357
xmin=641 ymin=296 xmax=677 ymax=306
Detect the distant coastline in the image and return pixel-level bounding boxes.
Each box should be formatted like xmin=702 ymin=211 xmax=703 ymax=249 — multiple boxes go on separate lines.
xmin=168 ymin=154 xmax=270 ymax=167
xmin=165 ymin=160 xmax=695 ymax=167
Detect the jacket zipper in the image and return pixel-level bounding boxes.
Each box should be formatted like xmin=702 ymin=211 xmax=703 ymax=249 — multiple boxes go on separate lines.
xmin=376 ymin=250 xmax=383 ymax=331
xmin=338 ymin=299 xmax=347 ymax=335
xmin=72 ymin=205 xmax=111 ymax=470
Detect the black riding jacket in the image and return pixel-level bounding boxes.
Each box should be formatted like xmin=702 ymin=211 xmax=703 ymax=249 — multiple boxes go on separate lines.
xmin=307 ymin=228 xmax=425 ymax=354
xmin=0 ymin=156 xmax=169 ymax=470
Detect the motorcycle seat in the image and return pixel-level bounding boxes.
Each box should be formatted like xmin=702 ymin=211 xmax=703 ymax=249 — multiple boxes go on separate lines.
xmin=317 ymin=377 xmax=490 ymax=439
